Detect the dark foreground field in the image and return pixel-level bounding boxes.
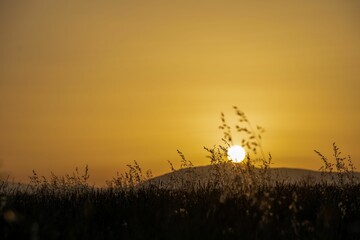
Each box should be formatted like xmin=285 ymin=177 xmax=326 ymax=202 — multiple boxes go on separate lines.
xmin=1 ymin=182 xmax=360 ymax=240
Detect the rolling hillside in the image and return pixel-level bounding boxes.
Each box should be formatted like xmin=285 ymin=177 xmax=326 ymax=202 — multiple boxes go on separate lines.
xmin=147 ymin=164 xmax=360 ymax=187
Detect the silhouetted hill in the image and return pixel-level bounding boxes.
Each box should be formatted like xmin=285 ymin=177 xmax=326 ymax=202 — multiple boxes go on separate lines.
xmin=147 ymin=164 xmax=360 ymax=187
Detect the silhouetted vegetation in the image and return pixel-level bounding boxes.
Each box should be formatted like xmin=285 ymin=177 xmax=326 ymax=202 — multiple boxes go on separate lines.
xmin=1 ymin=108 xmax=359 ymax=239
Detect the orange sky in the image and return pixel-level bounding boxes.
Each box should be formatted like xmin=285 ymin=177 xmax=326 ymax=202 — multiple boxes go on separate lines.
xmin=1 ymin=1 xmax=360 ymax=184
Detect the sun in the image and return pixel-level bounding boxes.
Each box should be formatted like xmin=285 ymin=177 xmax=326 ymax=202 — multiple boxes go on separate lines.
xmin=227 ymin=145 xmax=246 ymax=163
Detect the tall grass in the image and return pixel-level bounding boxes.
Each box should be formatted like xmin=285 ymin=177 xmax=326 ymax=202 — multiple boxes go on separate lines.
xmin=315 ymin=142 xmax=357 ymax=185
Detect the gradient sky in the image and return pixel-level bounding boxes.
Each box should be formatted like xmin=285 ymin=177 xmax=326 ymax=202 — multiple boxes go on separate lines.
xmin=1 ymin=1 xmax=360 ymax=184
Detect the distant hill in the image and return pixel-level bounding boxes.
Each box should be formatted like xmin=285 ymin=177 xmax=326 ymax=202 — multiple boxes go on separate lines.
xmin=147 ymin=164 xmax=360 ymax=187
xmin=2 ymin=165 xmax=360 ymax=192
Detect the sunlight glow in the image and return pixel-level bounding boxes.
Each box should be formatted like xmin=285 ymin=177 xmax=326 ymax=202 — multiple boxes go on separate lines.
xmin=227 ymin=145 xmax=246 ymax=163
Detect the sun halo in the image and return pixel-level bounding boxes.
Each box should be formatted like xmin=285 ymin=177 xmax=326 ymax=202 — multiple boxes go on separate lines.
xmin=227 ymin=145 xmax=246 ymax=163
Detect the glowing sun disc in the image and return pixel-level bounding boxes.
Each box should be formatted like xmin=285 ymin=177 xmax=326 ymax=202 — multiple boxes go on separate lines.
xmin=227 ymin=145 xmax=246 ymax=163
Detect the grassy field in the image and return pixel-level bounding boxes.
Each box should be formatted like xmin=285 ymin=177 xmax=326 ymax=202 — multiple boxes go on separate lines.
xmin=1 ymin=109 xmax=359 ymax=239
xmin=1 ymin=178 xmax=360 ymax=240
